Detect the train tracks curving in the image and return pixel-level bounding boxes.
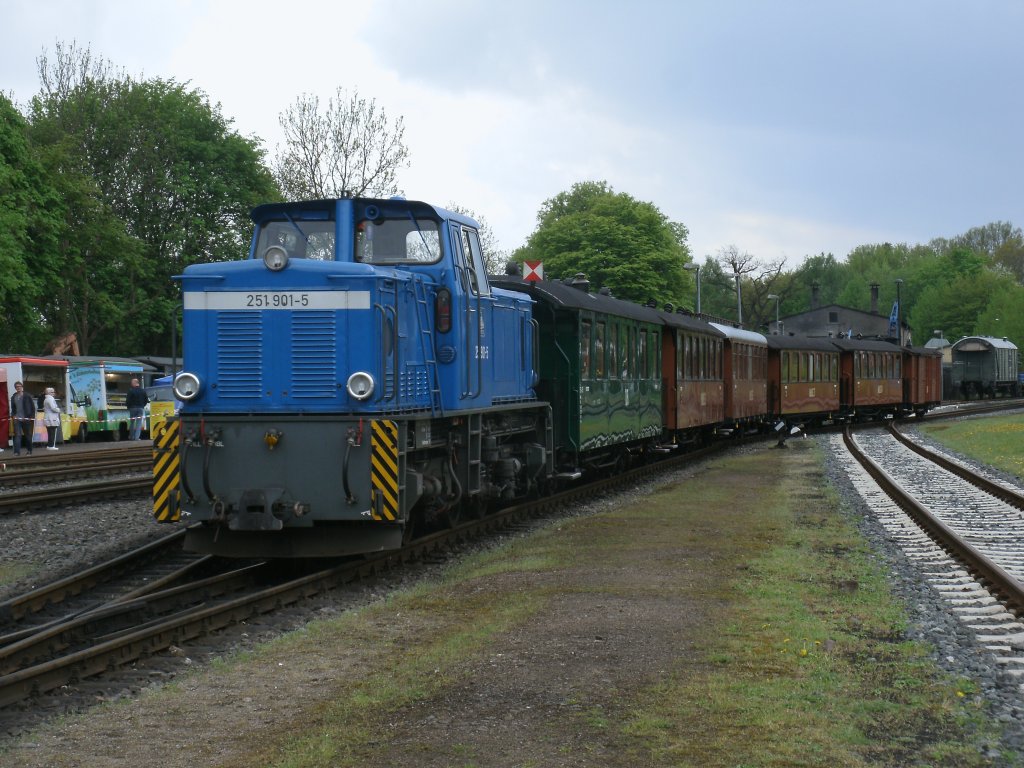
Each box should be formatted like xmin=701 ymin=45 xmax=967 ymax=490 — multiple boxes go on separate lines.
xmin=841 ymin=423 xmax=1024 ymax=686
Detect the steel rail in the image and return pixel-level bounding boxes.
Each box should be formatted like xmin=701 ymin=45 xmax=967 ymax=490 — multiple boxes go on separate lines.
xmin=0 ymin=458 xmax=152 ymax=487
xmin=887 ymin=422 xmax=1024 ymax=510
xmin=843 ymin=425 xmax=1024 ymax=617
xmin=0 ymin=530 xmax=187 ymax=624
xmin=0 ymin=477 xmax=151 ymax=514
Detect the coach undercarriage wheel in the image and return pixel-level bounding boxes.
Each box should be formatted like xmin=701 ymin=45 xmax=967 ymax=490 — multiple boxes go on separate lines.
xmin=77 ymin=425 xmax=88 ymax=443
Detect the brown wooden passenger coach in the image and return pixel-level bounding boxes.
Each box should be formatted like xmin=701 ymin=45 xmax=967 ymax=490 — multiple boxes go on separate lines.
xmin=766 ymin=335 xmax=840 ymax=424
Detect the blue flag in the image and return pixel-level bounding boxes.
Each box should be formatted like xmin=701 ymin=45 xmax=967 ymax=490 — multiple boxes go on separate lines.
xmin=888 ymin=301 xmax=899 ymax=338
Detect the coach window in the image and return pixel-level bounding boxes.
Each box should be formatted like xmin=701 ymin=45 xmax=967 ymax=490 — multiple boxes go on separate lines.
xmin=637 ymin=329 xmax=646 ymax=380
xmin=831 ymin=356 xmax=838 ymax=382
xmin=608 ymin=323 xmax=618 ymax=379
xmin=618 ymin=325 xmax=626 ymax=380
xmin=895 ymin=355 xmax=901 ymax=379
xmin=594 ymin=323 xmax=606 ymax=378
xmin=675 ymin=332 xmax=683 ymax=379
xmin=581 ymin=321 xmax=592 ymax=379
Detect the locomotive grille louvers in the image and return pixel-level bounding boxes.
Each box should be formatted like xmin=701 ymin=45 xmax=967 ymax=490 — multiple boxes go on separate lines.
xmin=291 ymin=311 xmax=337 ymax=397
xmin=217 ymin=311 xmax=263 ymax=397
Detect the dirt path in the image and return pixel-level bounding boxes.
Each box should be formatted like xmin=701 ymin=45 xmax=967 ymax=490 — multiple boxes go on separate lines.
xmin=0 ymin=441 xmax=992 ymax=767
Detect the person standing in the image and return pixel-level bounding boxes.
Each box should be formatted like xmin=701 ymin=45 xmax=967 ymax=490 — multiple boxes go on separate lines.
xmin=126 ymin=378 xmax=149 ymax=441
xmin=10 ymin=382 xmax=36 ymax=456
xmin=43 ymin=387 xmax=61 ymax=450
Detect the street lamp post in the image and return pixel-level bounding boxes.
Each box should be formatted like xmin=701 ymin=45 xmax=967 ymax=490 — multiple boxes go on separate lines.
xmin=894 ymin=278 xmax=904 ymax=346
xmin=767 ymin=294 xmax=780 ymax=335
xmin=683 ymin=262 xmax=701 ymax=314
xmin=734 ymin=270 xmax=742 ymax=324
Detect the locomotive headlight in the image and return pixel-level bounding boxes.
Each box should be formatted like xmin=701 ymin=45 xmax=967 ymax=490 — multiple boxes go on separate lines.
xmin=173 ymin=372 xmax=202 ymax=401
xmin=263 ymin=245 xmax=289 ymax=271
xmin=346 ymin=371 xmax=375 ymax=401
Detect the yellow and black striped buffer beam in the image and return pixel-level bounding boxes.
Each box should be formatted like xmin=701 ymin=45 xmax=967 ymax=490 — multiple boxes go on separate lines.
xmin=370 ymin=420 xmax=399 ymax=522
xmin=152 ymin=418 xmax=181 ymax=522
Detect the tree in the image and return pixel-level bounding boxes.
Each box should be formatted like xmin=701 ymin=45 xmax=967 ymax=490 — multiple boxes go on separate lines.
xmin=512 ymin=181 xmax=692 ymax=306
xmin=29 ymin=46 xmax=280 ymax=354
xmin=273 ymin=88 xmax=410 ymax=200
xmin=974 ymin=280 xmax=1024 ymax=345
xmin=713 ymin=245 xmax=786 ymax=328
xmin=0 ymin=92 xmax=62 ymax=352
xmin=907 ymin=269 xmax=1006 ymax=345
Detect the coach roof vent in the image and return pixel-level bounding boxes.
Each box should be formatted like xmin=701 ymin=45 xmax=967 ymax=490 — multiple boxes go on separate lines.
xmin=570 ymin=273 xmax=590 ymax=292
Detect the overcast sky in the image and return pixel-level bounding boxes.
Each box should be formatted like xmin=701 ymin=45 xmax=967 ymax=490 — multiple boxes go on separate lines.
xmin=5 ymin=0 xmax=1023 ymax=266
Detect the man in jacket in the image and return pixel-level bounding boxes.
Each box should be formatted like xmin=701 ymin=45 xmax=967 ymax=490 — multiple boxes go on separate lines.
xmin=10 ymin=381 xmax=36 ymax=456
xmin=126 ymin=378 xmax=149 ymax=441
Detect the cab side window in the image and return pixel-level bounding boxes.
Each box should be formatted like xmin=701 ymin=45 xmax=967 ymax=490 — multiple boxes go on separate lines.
xmin=461 ymin=228 xmax=490 ymax=297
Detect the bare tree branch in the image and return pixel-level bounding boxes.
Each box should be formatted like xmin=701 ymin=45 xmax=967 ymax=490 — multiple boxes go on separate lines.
xmin=273 ymin=87 xmax=410 ymax=199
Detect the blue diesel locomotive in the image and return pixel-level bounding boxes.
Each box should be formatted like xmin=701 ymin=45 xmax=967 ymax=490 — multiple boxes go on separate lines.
xmin=157 ymin=197 xmax=552 ymax=557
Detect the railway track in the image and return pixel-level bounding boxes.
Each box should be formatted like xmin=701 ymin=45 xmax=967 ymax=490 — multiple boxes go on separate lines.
xmin=841 ymin=423 xmax=1024 ymax=687
xmin=0 ymin=445 xmax=152 ymax=514
xmin=0 ymin=439 xmax=728 ymax=719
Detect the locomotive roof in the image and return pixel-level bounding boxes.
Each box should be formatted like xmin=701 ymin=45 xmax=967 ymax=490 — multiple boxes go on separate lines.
xmin=764 ymin=335 xmax=842 ymax=352
xmin=489 ymin=277 xmax=666 ymax=324
xmin=249 ymin=196 xmax=480 ymax=230
xmin=951 ymin=335 xmax=1018 ymax=352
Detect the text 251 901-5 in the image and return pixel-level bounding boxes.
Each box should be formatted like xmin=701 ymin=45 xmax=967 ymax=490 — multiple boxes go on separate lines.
xmin=245 ymin=293 xmax=310 ymax=308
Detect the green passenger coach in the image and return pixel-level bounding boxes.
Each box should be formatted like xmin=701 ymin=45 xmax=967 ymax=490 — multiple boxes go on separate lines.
xmin=492 ymin=276 xmax=664 ymax=476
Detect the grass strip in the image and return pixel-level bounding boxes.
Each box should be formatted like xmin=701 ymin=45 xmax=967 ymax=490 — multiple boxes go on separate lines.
xmin=623 ymin=443 xmax=1012 ymax=767
xmin=918 ymin=413 xmax=1024 ymax=479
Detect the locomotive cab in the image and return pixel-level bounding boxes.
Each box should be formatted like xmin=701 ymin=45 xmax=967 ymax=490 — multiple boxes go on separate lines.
xmin=159 ymin=197 xmax=550 ymax=557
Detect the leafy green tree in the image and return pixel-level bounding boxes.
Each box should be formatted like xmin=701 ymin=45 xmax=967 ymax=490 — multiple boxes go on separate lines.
xmin=907 ymin=269 xmax=1007 ymax=344
xmin=0 ymin=93 xmax=61 ymax=352
xmin=513 ymin=181 xmax=692 ymax=306
xmin=973 ymin=280 xmax=1024 ymax=348
xmin=788 ymin=253 xmax=844 ymax=311
xmin=29 ymin=47 xmax=280 ymax=354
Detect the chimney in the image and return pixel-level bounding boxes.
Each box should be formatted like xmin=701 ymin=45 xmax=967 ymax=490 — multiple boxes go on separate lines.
xmin=870 ymin=284 xmax=879 ymax=314
xmin=810 ymin=282 xmax=820 ymax=310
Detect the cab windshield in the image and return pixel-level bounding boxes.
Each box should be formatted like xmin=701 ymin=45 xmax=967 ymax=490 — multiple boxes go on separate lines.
xmin=355 ymin=217 xmax=442 ymax=264
xmin=256 ymin=220 xmax=336 ymax=261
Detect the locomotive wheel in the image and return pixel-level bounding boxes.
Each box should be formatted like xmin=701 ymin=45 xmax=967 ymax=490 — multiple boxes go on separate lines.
xmin=441 ymin=504 xmax=463 ymax=528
